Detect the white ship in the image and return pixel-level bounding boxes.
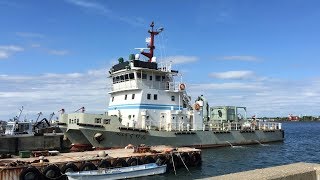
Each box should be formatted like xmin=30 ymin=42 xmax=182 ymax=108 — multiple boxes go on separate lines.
xmin=58 ymin=22 xmax=284 ymax=150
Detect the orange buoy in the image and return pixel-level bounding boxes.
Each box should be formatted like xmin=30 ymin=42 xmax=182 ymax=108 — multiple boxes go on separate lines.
xmin=179 ymin=83 xmax=186 ymax=90
xmin=194 ymin=103 xmax=200 ymax=111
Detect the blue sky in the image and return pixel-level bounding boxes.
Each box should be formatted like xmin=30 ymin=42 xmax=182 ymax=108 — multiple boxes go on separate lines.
xmin=1 ymin=0 xmax=320 ymax=120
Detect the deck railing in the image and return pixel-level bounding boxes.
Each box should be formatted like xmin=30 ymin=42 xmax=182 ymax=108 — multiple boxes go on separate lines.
xmin=207 ymin=122 xmax=282 ymax=131
xmin=144 ymin=121 xmax=282 ymax=132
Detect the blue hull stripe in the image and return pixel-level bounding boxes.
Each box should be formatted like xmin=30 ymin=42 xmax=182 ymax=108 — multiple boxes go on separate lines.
xmin=108 ymin=104 xmax=183 ymax=110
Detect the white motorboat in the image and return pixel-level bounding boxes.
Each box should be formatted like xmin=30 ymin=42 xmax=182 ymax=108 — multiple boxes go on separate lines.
xmin=65 ymin=163 xmax=167 ymax=180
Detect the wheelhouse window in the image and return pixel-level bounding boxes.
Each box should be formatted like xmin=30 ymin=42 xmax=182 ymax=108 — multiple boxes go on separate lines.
xmin=103 ymin=119 xmax=111 ymax=124
xmin=154 ymin=94 xmax=158 ymax=100
xmin=95 ymin=118 xmax=102 ymax=123
xmin=132 ymin=94 xmax=135 ymax=99
xmin=147 ymin=94 xmax=151 ymax=100
xmin=171 ymin=96 xmax=175 ymax=101
xmin=125 ymin=94 xmax=127 ymax=100
xmin=155 ymin=75 xmax=161 ymax=81
xmin=142 ymin=74 xmax=147 ymax=79
xmin=129 ymin=73 xmax=134 ymax=79
xmin=125 ymin=74 xmax=129 ymax=81
xmin=137 ymin=73 xmax=141 ymax=79
xmin=149 ymin=75 xmax=153 ymax=81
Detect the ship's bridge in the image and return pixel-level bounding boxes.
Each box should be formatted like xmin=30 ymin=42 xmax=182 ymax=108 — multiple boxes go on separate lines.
xmin=109 ymin=58 xmax=179 ymax=93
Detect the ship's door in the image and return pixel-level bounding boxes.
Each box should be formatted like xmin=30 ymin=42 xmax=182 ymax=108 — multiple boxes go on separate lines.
xmin=160 ymin=113 xmax=167 ymax=131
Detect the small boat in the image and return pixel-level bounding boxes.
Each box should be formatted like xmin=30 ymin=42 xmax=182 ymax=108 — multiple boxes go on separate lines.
xmin=65 ymin=163 xmax=167 ymax=180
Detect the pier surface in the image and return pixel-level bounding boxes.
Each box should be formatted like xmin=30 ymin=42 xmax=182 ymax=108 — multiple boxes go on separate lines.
xmin=1 ymin=146 xmax=199 ymax=165
xmin=199 ymin=162 xmax=320 ymax=180
xmin=0 ymin=146 xmax=201 ymax=180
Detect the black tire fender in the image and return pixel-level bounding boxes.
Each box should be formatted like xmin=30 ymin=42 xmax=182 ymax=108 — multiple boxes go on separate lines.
xmin=179 ymin=152 xmax=191 ymax=166
xmin=98 ymin=159 xmax=112 ymax=168
xmin=42 ymin=164 xmax=62 ymax=179
xmin=19 ymin=166 xmax=41 ymax=180
xmin=190 ymin=152 xmax=202 ymax=166
xmin=141 ymin=156 xmax=155 ymax=164
xmin=155 ymin=155 xmax=166 ymax=165
xmin=112 ymin=158 xmax=128 ymax=167
xmin=60 ymin=163 xmax=79 ymax=173
xmin=126 ymin=157 xmax=142 ymax=166
xmin=166 ymin=154 xmax=179 ymax=170
xmin=80 ymin=162 xmax=97 ymax=171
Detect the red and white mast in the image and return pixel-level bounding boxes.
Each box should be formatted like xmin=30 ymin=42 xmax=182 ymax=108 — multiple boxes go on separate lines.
xmin=141 ymin=21 xmax=163 ymax=62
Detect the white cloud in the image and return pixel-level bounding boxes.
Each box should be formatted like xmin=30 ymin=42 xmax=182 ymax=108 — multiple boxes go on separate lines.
xmin=189 ymin=82 xmax=264 ymax=91
xmin=0 ymin=45 xmax=24 ymax=51
xmin=1 ymin=66 xmax=320 ymax=119
xmin=161 ymin=56 xmax=198 ymax=65
xmin=0 ymin=45 xmax=24 ymax=59
xmin=220 ymin=56 xmax=259 ymax=61
xmin=209 ymin=70 xmax=254 ymax=80
xmin=65 ymin=0 xmax=145 ymax=26
xmin=65 ymin=0 xmax=109 ymax=14
xmin=48 ymin=50 xmax=69 ymax=56
xmin=0 ymin=51 xmax=8 ymax=59
xmin=0 ymin=68 xmax=110 ymax=120
xmin=186 ymin=78 xmax=320 ymax=117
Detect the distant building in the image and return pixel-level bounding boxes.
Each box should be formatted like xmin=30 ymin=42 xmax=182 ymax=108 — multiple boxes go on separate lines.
xmin=288 ymin=114 xmax=299 ymax=121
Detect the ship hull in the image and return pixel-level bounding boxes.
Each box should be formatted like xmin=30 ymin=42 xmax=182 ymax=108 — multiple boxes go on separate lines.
xmin=80 ymin=127 xmax=284 ymax=149
xmin=59 ymin=126 xmax=92 ymax=150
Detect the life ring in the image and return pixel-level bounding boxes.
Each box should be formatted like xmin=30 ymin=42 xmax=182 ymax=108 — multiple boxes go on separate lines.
xmin=179 ymin=83 xmax=186 ymax=90
xmin=60 ymin=163 xmax=79 ymax=173
xmin=112 ymin=158 xmax=128 ymax=167
xmin=42 ymin=164 xmax=62 ymax=179
xmin=126 ymin=157 xmax=142 ymax=166
xmin=190 ymin=152 xmax=202 ymax=166
xmin=98 ymin=159 xmax=112 ymax=168
xmin=19 ymin=166 xmax=41 ymax=180
xmin=141 ymin=156 xmax=155 ymax=164
xmin=194 ymin=103 xmax=201 ymax=111
xmin=80 ymin=162 xmax=97 ymax=171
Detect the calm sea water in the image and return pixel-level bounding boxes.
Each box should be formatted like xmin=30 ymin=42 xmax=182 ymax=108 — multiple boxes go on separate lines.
xmin=142 ymin=122 xmax=320 ymax=179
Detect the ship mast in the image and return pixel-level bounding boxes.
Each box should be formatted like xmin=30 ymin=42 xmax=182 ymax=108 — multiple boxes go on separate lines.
xmin=141 ymin=21 xmax=163 ymax=62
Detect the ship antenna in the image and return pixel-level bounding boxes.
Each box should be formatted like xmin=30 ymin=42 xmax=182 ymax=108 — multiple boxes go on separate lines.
xmin=141 ymin=21 xmax=164 ymax=62
xmin=17 ymin=106 xmax=24 ymax=121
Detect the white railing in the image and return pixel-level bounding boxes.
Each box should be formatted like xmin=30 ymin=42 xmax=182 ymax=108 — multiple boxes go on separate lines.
xmin=201 ymin=122 xmax=282 ymax=131
xmin=139 ymin=121 xmax=282 ymax=132
xmin=111 ymin=80 xmax=180 ymax=92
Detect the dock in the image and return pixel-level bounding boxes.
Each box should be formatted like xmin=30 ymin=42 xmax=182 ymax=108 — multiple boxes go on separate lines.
xmin=0 ymin=146 xmax=201 ymax=180
xmin=198 ymin=162 xmax=320 ymax=180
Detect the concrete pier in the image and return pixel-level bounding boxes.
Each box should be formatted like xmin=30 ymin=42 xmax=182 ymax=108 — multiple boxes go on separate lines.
xmin=0 ymin=146 xmax=201 ymax=179
xmin=199 ymin=162 xmax=320 ymax=180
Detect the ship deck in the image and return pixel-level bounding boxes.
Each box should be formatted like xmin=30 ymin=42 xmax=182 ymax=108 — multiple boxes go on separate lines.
xmin=0 ymin=146 xmax=200 ymax=166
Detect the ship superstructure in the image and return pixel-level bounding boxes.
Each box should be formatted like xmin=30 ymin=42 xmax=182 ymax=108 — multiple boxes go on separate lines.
xmin=107 ymin=23 xmax=203 ymax=132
